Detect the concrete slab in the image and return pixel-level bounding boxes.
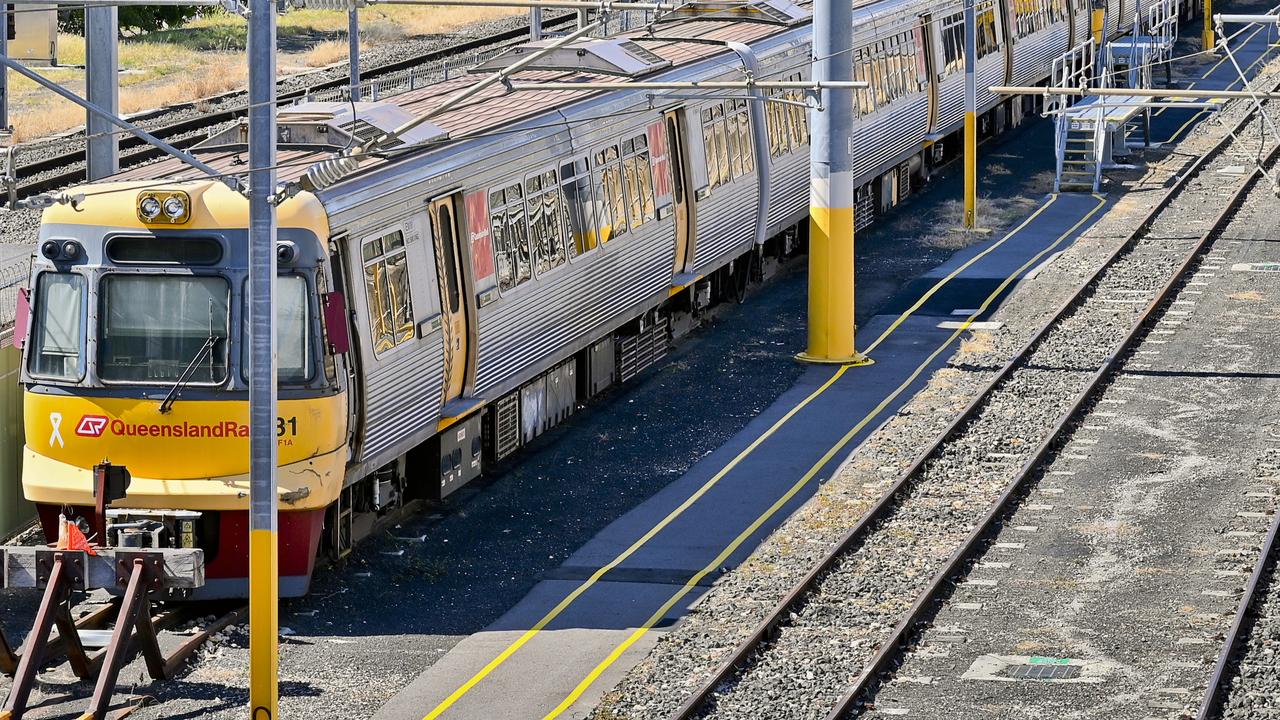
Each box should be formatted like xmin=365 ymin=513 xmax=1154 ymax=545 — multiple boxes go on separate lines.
xmin=375 ymin=625 xmax=662 ymax=720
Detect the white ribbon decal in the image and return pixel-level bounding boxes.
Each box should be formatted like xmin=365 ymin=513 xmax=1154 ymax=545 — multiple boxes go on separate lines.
xmin=48 ymin=412 xmax=64 ymax=448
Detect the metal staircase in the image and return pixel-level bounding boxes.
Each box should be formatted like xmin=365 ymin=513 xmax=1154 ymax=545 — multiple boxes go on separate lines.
xmin=1054 ymin=110 xmax=1106 ymax=192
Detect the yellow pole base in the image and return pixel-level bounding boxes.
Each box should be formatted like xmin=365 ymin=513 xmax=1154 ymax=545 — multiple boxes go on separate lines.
xmin=796 ymin=351 xmax=874 ymax=366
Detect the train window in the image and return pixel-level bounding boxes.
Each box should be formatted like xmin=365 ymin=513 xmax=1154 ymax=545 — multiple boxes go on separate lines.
xmin=106 ymin=236 xmax=223 ymax=265
xmin=526 ymin=170 xmax=568 ymax=274
xmin=361 ymin=230 xmax=415 ymax=355
xmin=592 ymin=145 xmax=627 ymax=243
xmin=436 ymin=203 xmax=462 ymax=314
xmin=712 ymin=106 xmax=730 ymax=185
xmin=702 ymin=101 xmax=753 ymax=188
xmin=28 ymin=272 xmax=84 ymax=381
xmin=490 ymin=184 xmax=532 ymax=289
xmin=788 ymin=74 xmax=808 ymax=145
xmin=98 ymin=274 xmax=230 ymax=384
xmin=977 ymin=7 xmax=1000 ymax=58
xmin=766 ymin=96 xmax=785 ymax=158
xmin=316 ymin=271 xmax=337 ymax=384
xmin=723 ymin=105 xmax=743 ymax=180
xmin=620 ymin=133 xmax=656 ymax=230
xmin=734 ymin=99 xmax=754 ymax=176
xmin=560 ymin=159 xmax=597 ymax=254
xmin=940 ymin=13 xmax=964 ymax=76
xmin=766 ymin=75 xmax=807 ymax=158
xmin=239 ymin=274 xmax=313 ymax=384
xmin=701 ymin=108 xmax=721 ymax=188
xmin=855 ymin=31 xmax=923 ymax=115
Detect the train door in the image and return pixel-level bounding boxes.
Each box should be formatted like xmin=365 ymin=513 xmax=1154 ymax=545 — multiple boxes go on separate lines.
xmin=664 ymin=108 xmax=697 ymax=276
xmin=919 ymin=13 xmax=940 ymax=133
xmin=427 ymin=195 xmax=469 ymax=407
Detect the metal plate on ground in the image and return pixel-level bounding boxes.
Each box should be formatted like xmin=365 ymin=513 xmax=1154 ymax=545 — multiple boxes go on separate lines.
xmin=961 ymin=654 xmax=1116 ymax=683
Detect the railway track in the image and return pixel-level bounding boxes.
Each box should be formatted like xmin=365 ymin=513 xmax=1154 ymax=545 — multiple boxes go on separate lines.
xmin=8 ymin=13 xmax=574 ymax=203
xmin=666 ymin=70 xmax=1280 ymax=720
xmin=1201 ymin=465 xmax=1280 ymax=718
xmin=2 ymin=597 xmax=245 ymax=719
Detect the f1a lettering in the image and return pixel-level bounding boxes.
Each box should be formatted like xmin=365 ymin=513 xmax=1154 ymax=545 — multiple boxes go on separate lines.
xmin=276 ymin=416 xmax=298 ymax=438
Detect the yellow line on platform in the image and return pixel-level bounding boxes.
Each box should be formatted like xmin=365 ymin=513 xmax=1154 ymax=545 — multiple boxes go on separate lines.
xmin=541 ymin=193 xmax=1108 ymax=719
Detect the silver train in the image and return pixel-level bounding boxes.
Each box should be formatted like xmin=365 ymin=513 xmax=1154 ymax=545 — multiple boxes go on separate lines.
xmin=20 ymin=0 xmax=1191 ymax=595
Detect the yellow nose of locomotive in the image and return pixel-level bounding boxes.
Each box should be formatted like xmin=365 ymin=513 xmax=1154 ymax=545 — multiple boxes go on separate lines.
xmin=19 ymin=179 xmax=348 ymax=514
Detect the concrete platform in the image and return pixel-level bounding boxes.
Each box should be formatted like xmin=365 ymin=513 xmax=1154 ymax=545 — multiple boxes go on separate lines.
xmin=375 ymin=191 xmax=1110 ymax=720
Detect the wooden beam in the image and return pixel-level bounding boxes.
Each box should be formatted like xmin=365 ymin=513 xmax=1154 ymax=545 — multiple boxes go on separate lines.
xmin=3 ymin=548 xmax=204 ymax=590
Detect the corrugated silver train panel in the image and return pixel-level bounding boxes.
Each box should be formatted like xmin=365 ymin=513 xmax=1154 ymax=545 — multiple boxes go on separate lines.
xmin=359 ymin=339 xmax=446 ymax=461
xmin=936 ymin=59 xmax=1007 ymax=132
xmin=474 ymin=230 xmax=675 ymax=397
xmin=1011 ymin=24 xmax=1072 ymax=87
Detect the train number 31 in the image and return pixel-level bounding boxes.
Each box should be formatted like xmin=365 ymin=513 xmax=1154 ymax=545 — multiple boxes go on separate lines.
xmin=276 ymin=416 xmax=298 ymax=438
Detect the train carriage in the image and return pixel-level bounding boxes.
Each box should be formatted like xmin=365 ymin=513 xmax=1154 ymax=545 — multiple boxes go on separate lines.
xmin=13 ymin=0 xmax=1186 ymax=597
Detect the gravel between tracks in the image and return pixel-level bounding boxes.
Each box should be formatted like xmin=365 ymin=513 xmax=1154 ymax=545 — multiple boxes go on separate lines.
xmin=591 ymin=53 xmax=1280 ymax=720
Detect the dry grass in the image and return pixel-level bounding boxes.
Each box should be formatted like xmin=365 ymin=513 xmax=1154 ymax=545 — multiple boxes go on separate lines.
xmin=7 ymin=5 xmax=520 ymax=142
xmin=958 ymin=331 xmax=996 ymax=356
xmin=303 ymin=39 xmax=357 ymax=68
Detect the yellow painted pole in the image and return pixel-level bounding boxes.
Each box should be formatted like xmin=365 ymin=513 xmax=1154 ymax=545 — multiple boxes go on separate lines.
xmin=247 ymin=0 xmax=279 ymax=714
xmin=963 ymin=0 xmax=978 ymax=229
xmin=1203 ymin=0 xmax=1215 ymax=50
xmin=798 ymin=0 xmax=869 ymax=364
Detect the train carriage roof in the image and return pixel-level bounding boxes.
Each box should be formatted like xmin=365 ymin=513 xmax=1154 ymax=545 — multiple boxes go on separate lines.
xmin=102 ymin=0 xmax=917 ymax=191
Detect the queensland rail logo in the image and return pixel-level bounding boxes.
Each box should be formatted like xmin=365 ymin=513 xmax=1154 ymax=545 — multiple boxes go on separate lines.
xmin=74 ymin=415 xmax=108 ymax=438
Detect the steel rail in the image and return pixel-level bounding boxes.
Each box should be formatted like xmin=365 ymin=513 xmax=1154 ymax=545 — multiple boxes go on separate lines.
xmin=8 ymin=12 xmax=575 ymax=202
xmin=1196 ymin=466 xmax=1280 ymax=716
xmin=669 ymin=71 xmax=1280 ymax=720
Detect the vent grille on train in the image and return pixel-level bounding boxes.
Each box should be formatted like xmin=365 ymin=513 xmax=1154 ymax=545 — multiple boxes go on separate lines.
xmin=343 ymin=119 xmax=405 ymax=149
xmin=617 ymin=317 xmax=671 ymax=383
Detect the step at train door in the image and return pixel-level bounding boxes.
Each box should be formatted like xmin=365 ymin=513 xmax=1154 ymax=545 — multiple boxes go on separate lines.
xmin=427 ymin=194 xmax=471 ymax=409
xmin=664 ymin=108 xmax=697 ymax=276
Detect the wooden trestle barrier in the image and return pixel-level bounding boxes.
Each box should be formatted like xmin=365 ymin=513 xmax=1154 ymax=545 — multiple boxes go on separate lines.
xmin=0 ymin=546 xmax=208 ymax=720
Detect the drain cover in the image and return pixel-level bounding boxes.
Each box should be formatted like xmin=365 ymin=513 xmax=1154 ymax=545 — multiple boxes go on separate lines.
xmin=1002 ymin=660 xmax=1084 ymax=680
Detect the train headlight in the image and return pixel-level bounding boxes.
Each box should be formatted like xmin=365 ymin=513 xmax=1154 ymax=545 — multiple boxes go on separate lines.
xmin=137 ymin=190 xmax=191 ymax=225
xmin=138 ymin=196 xmax=162 ymax=220
xmin=162 ymin=196 xmax=186 ymax=220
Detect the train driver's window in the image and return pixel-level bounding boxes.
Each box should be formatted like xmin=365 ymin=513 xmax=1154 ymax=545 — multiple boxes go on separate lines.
xmin=362 ymin=230 xmax=416 ymax=356
xmin=526 ymin=169 xmax=569 ymax=274
xmin=560 ymin=159 xmax=597 ymax=255
xmin=592 ymin=145 xmax=628 ymax=243
xmin=28 ymin=272 xmax=85 ymax=380
xmin=620 ymin=134 xmax=656 ymax=230
xmin=490 ymin=184 xmax=532 ymax=290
